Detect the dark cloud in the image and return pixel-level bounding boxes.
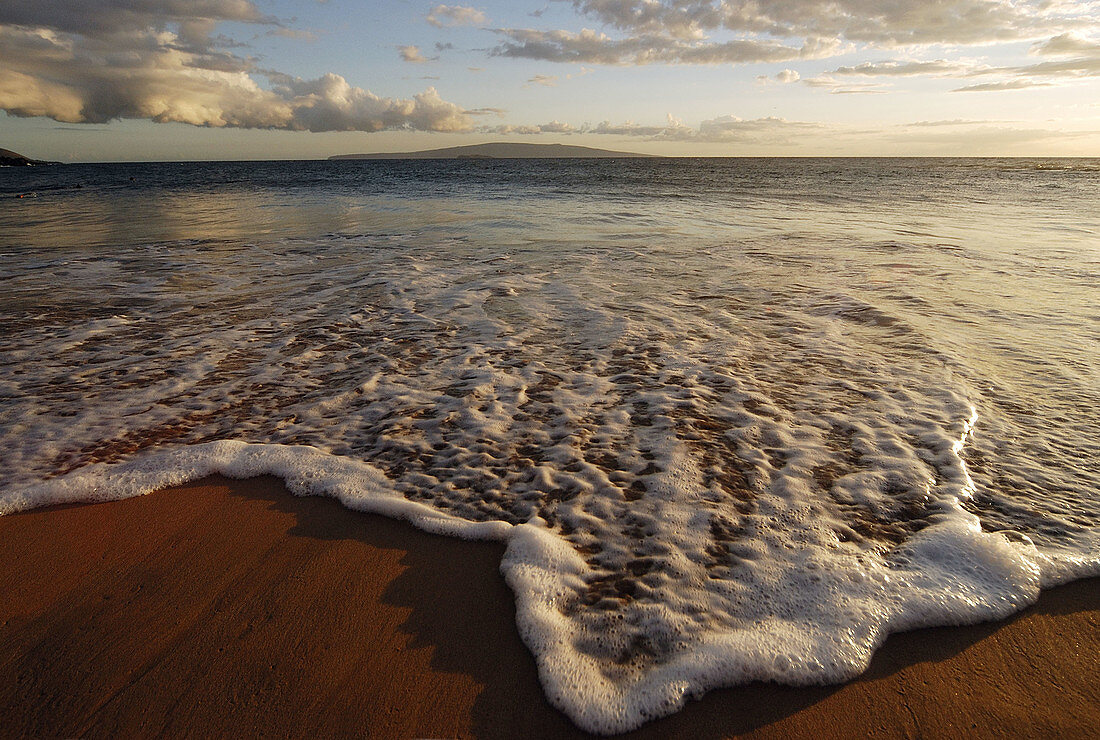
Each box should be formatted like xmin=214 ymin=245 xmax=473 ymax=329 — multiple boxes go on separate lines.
xmin=495 ymin=1 xmax=1096 ymax=74
xmin=493 ymin=27 xmax=840 ymax=65
xmin=0 ymin=0 xmax=270 ymax=37
xmin=465 ymin=106 xmax=508 ymax=115
xmin=0 ymin=0 xmax=472 ymax=132
xmin=561 ymin=0 xmax=1086 ymax=46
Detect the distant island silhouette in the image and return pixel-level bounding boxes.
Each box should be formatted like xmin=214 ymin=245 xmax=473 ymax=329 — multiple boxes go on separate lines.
xmin=0 ymin=148 xmax=55 ymax=166
xmin=330 ymin=142 xmax=653 ymax=160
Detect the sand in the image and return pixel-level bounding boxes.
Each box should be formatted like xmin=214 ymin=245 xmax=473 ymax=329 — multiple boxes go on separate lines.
xmin=1 ymin=474 xmax=1096 ymax=739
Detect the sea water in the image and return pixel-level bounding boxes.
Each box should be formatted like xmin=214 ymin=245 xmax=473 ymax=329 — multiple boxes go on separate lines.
xmin=2 ymin=158 xmax=1098 ymax=732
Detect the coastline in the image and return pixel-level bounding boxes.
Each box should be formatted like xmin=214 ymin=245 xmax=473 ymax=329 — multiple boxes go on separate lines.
xmin=1 ymin=474 xmax=1096 ymax=738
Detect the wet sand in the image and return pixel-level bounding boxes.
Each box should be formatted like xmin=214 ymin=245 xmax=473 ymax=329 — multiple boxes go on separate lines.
xmin=1 ymin=474 xmax=1097 ymax=738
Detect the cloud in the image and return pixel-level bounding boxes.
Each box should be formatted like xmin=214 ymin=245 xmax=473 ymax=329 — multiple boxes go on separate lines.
xmin=952 ymin=79 xmax=1055 ymax=91
xmin=830 ymin=60 xmax=982 ymax=77
xmin=0 ymin=0 xmax=271 ymax=38
xmin=0 ymin=4 xmax=472 ymax=132
xmin=589 ymin=113 xmax=820 ymax=144
xmin=562 ymin=0 xmax=1090 ymax=47
xmin=905 ymin=119 xmax=1003 ymax=126
xmin=758 ymin=68 xmax=800 ymax=84
xmin=488 ymin=1 xmax=1097 ymax=73
xmin=884 ymin=122 xmax=1099 ymax=151
xmin=493 ymin=27 xmax=841 ymax=65
xmin=589 ymin=113 xmax=1099 ymax=153
xmin=1031 ymin=32 xmax=1100 ymax=56
xmin=427 ymin=4 xmax=488 ymax=28
xmin=398 ymin=45 xmax=435 ymax=63
xmin=812 ymin=58 xmax=983 ymax=91
xmin=590 ymin=119 xmax=675 ymax=137
xmin=822 ymin=32 xmax=1100 ymax=89
xmin=527 ymin=73 xmax=559 ymax=86
xmin=462 ymin=111 xmax=822 ymax=145
xmin=488 ymin=120 xmax=578 ymax=134
xmin=1005 ymin=56 xmax=1100 ymax=78
xmin=692 ymin=114 xmax=820 ymax=143
xmin=800 ymin=74 xmax=889 ymax=94
xmin=265 ymin=27 xmax=319 ymax=42
xmin=465 ymin=106 xmax=507 ymax=116
xmin=267 ymin=74 xmax=471 ymax=131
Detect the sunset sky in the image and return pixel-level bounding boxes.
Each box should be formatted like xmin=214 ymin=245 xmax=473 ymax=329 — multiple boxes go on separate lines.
xmin=2 ymin=0 xmax=1098 ymax=160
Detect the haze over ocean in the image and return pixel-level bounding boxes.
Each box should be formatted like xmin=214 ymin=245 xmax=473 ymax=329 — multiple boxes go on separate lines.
xmin=2 ymin=158 xmax=1097 ymax=732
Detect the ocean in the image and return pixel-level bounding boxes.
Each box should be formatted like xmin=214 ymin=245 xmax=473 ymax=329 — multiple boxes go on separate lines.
xmin=2 ymin=157 xmax=1098 ymax=732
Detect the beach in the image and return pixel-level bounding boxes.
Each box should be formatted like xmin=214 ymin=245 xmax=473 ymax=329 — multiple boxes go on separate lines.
xmin=3 ymin=156 xmax=1099 ymax=735
xmin=4 ymin=0 xmax=1100 ymax=727
xmin=2 ymin=474 xmax=1096 ymax=739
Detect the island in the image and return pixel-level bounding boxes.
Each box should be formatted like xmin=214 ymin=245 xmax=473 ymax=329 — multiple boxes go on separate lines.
xmin=330 ymin=142 xmax=652 ymax=160
xmin=0 ymin=148 xmax=56 ymax=166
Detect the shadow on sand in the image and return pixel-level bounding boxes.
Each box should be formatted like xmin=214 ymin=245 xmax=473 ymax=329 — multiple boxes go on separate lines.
xmin=233 ymin=475 xmax=1100 ymax=739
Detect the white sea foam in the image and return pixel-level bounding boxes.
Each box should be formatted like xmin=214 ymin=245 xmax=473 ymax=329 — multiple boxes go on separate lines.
xmin=2 ymin=159 xmax=1098 ymax=733
xmin=0 ymin=440 xmax=510 ymax=539
xmin=0 ymin=432 xmax=1055 ymax=734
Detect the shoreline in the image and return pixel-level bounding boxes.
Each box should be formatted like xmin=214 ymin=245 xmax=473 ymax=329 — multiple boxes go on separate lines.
xmin=1 ymin=474 xmax=1097 ymax=738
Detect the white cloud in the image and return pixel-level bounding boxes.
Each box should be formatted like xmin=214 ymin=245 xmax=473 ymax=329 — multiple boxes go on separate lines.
xmin=800 ymin=73 xmax=889 ymax=94
xmin=590 ymin=119 xmax=677 ymax=136
xmin=579 ymin=112 xmax=1098 ymax=153
xmin=905 ymin=119 xmax=1004 ymax=126
xmin=756 ymin=68 xmax=800 ymax=85
xmin=523 ymin=68 xmax=593 ymax=87
xmin=1030 ymin=32 xmax=1100 ymax=56
xmin=952 ymin=79 xmax=1055 ymax=91
xmin=271 ymin=75 xmax=470 ymax=131
xmin=821 ymin=33 xmax=1100 ymax=89
xmin=427 ymin=4 xmax=488 ymax=28
xmin=489 ymin=120 xmax=578 ymax=133
xmin=1006 ymin=56 xmax=1100 ymax=78
xmin=589 ymin=113 xmax=819 ymax=143
xmin=884 ymin=122 xmax=1099 ymax=151
xmin=399 ymin=45 xmax=434 ymax=63
xmin=830 ymin=60 xmax=984 ymax=77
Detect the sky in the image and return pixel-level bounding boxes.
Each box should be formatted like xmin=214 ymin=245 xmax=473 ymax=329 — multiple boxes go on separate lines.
xmin=1 ymin=0 xmax=1099 ymax=160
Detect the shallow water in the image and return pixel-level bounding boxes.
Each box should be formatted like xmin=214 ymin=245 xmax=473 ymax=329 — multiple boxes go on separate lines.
xmin=2 ymin=158 xmax=1098 ymax=732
